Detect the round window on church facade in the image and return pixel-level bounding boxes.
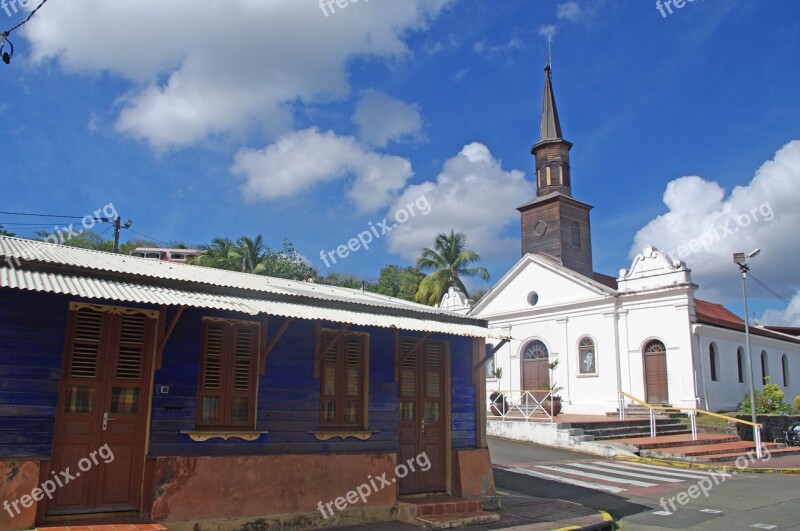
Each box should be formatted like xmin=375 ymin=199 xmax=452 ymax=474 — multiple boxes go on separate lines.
xmin=527 ymin=291 xmax=539 ymax=306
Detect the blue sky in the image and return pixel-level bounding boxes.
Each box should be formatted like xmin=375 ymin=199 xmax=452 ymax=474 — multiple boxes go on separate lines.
xmin=1 ymin=0 xmax=798 ymax=322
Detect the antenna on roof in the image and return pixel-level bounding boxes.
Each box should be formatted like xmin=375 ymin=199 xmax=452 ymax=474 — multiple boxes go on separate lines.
xmin=546 ymin=34 xmax=552 ymax=69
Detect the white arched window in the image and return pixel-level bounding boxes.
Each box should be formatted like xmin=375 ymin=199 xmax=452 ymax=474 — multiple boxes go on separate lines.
xmin=578 ymin=336 xmax=596 ymax=375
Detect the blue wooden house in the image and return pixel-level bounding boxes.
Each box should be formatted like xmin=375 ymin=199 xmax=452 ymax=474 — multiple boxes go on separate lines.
xmin=0 ymin=236 xmax=504 ymax=530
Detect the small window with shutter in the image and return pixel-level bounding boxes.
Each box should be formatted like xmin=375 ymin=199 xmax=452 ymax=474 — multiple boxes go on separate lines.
xmin=318 ymin=330 xmax=368 ymax=429
xmin=197 ymin=318 xmax=260 ymax=429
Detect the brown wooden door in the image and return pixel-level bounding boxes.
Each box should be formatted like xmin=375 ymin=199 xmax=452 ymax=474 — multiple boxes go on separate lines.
xmin=49 ymin=304 xmax=157 ymax=515
xmin=398 ymin=338 xmax=446 ymax=494
xmin=643 ymin=340 xmax=669 ymax=404
xmin=521 ymin=340 xmax=550 ymax=401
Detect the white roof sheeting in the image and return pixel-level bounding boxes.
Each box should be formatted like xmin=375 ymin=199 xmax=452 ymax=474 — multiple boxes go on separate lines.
xmin=0 ymin=237 xmax=508 ymax=340
xmin=1 ymin=237 xmax=461 ymax=317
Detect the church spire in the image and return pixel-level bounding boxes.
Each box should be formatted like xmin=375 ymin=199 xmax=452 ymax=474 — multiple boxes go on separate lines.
xmin=531 ymin=63 xmax=573 ymax=197
xmin=539 ymin=65 xmax=563 ymax=142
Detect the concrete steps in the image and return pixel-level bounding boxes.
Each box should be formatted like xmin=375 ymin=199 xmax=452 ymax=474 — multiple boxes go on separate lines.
xmin=558 ymin=418 xmax=691 ymax=441
xmin=609 ymin=431 xmax=800 ymax=463
xmin=398 ymin=496 xmax=499 ymax=529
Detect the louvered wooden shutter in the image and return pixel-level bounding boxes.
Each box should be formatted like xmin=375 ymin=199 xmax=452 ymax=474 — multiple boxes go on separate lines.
xmin=319 ymin=331 xmax=366 ymax=427
xmin=399 ymin=337 xmax=417 ymax=397
xmin=197 ymin=320 xmax=259 ymax=428
xmin=70 ymin=308 xmax=103 ymax=379
xmin=116 ymin=314 xmax=146 ymax=380
xmin=425 ymin=341 xmax=442 ymax=398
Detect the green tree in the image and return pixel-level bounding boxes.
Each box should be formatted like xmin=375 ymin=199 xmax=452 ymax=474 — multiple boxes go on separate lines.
xmin=739 ymin=378 xmax=793 ymax=415
xmin=236 ymin=235 xmax=269 ymax=273
xmin=258 ymin=240 xmax=318 ymax=281
xmin=322 ymin=272 xmax=365 ymax=289
xmin=0 ymin=225 xmax=14 ymax=237
xmin=189 ymin=237 xmax=240 ymax=270
xmin=190 ymin=236 xmax=318 ymax=282
xmin=370 ymin=265 xmax=425 ymax=301
xmin=414 ymin=230 xmax=489 ymax=306
xmin=34 ymin=229 xmax=114 ymax=251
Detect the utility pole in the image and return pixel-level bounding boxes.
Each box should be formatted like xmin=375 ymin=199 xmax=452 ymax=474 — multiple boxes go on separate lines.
xmin=734 ymin=249 xmax=762 ymax=459
xmin=113 ymin=217 xmax=122 ymax=253
xmin=104 ymin=217 xmax=132 ymax=253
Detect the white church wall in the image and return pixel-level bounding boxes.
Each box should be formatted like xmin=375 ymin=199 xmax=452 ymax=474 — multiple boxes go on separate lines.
xmin=618 ymin=291 xmax=697 ymax=409
xmin=695 ymin=325 xmax=800 ymax=413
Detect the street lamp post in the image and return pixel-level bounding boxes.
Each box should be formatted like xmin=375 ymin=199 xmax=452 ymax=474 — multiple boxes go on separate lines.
xmin=733 ymin=249 xmax=762 ymax=458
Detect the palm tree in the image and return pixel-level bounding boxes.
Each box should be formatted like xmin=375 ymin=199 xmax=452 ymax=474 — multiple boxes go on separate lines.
xmin=235 ymin=235 xmax=268 ymax=273
xmin=414 ymin=230 xmax=489 ymax=306
xmin=189 ymin=237 xmax=239 ymax=270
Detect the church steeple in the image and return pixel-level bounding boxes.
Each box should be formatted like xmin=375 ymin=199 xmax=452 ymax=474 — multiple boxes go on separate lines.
xmin=518 ymin=62 xmax=594 ymax=278
xmin=531 ymin=64 xmax=573 ymax=197
xmin=539 ymin=64 xmax=563 ymax=141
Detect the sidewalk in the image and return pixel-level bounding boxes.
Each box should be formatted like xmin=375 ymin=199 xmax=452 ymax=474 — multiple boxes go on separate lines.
xmin=614 ymin=451 xmax=800 ymax=474
xmin=334 ymin=492 xmax=613 ymax=530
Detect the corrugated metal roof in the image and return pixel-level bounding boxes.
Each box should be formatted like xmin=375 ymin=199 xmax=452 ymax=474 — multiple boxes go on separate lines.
xmin=0 ymin=236 xmax=472 ymax=319
xmin=0 ymin=267 xmax=506 ymax=339
xmin=0 ymin=237 xmax=509 ymax=340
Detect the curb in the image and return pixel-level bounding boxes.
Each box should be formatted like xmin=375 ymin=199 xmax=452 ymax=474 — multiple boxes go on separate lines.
xmin=546 ymin=509 xmax=615 ymax=531
xmin=612 ymin=454 xmax=800 ymax=475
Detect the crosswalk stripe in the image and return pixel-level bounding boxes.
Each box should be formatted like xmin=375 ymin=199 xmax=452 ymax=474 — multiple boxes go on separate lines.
xmin=605 ymin=461 xmax=731 ymax=479
xmin=535 ymin=464 xmax=657 ymax=487
xmin=504 ymin=466 xmax=627 ymax=494
xmin=569 ymin=462 xmax=684 ymax=483
xmin=590 ymin=461 xmax=721 ymax=481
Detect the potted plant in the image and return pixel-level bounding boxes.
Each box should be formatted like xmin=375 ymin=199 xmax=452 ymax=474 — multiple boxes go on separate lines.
xmin=489 ymin=367 xmax=507 ymax=416
xmin=544 ymin=360 xmax=563 ymax=416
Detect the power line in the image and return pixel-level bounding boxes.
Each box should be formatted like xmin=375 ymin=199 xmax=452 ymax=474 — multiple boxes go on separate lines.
xmin=0 ymin=210 xmax=86 ymax=219
xmin=126 ymin=228 xmax=170 ymax=246
xmin=749 ymin=272 xmax=800 ymax=314
xmin=2 ymin=0 xmax=49 ymax=35
xmin=1 ymin=0 xmax=50 ymax=64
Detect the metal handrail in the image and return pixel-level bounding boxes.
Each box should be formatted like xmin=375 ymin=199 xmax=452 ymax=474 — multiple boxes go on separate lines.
xmin=488 ymin=389 xmax=556 ymax=423
xmin=618 ymin=391 xmax=764 ymax=458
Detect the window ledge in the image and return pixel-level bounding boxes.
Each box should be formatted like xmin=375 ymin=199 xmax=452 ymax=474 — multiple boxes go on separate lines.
xmin=309 ymin=430 xmax=378 ymax=441
xmin=180 ymin=430 xmax=268 ymax=442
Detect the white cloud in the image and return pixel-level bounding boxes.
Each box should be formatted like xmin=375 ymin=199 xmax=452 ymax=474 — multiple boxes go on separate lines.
xmin=538 ymin=25 xmax=556 ymax=39
xmin=231 ymin=127 xmax=413 ymax=213
xmin=760 ymin=293 xmax=800 ymax=327
xmin=473 ymin=38 xmax=524 ymax=58
xmin=23 ymin=0 xmax=452 ymax=150
xmin=631 ymin=140 xmax=800 ymax=317
xmin=353 ymin=91 xmax=424 ymax=148
xmin=386 ymin=142 xmax=529 ymax=262
xmin=557 ymin=2 xmax=583 ymax=22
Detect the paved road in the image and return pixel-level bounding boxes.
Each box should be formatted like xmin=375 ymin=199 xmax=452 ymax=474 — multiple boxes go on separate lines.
xmin=488 ymin=436 xmax=800 ymax=530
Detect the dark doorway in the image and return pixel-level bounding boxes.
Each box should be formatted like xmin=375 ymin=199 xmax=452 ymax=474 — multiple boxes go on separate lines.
xmin=397 ymin=337 xmax=447 ymax=494
xmin=643 ymin=340 xmax=668 ymax=404
xmin=49 ymin=304 xmax=157 ymax=515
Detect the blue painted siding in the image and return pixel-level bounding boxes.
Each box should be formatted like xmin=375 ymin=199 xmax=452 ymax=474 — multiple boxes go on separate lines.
xmin=0 ymin=289 xmax=67 ymax=458
xmin=0 ymin=288 xmax=480 ymax=460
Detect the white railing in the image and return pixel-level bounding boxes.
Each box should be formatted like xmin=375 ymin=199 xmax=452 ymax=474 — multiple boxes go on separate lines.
xmin=618 ymin=392 xmax=764 ymax=458
xmin=487 ymin=389 xmax=556 ymax=423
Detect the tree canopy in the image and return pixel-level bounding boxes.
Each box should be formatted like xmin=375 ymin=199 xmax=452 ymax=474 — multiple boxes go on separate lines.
xmin=414 ymin=230 xmax=489 ymax=306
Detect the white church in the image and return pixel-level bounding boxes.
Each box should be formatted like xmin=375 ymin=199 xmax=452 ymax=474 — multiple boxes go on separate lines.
xmin=441 ymin=65 xmax=800 ymax=415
